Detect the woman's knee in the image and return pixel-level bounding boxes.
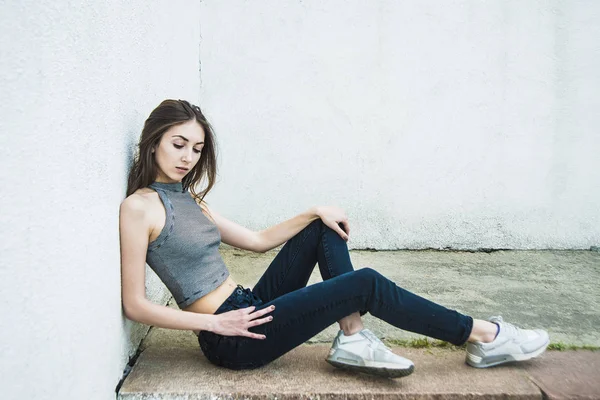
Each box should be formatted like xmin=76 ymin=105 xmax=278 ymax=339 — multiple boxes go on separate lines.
xmin=304 ymin=218 xmax=329 ymax=241
xmin=346 ymin=268 xmax=382 ymax=314
xmin=301 ymin=218 xmax=345 ymax=238
xmin=291 ymin=218 xmax=323 ymax=244
xmin=308 ymin=218 xmax=324 ymax=231
xmin=351 ymin=267 xmax=381 ymax=284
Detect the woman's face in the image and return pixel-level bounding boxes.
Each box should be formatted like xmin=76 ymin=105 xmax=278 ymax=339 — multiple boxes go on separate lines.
xmin=153 ymin=119 xmax=205 ymax=183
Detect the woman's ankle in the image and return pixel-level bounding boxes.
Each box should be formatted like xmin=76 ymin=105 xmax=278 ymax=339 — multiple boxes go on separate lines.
xmin=339 ymin=312 xmax=364 ymax=335
xmin=468 ymin=320 xmax=499 ymax=343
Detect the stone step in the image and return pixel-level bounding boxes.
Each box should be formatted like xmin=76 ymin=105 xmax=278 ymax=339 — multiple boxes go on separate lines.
xmin=118 ymin=345 xmax=600 ymax=399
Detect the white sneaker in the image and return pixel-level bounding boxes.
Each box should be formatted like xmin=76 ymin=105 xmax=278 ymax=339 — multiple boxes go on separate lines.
xmin=466 ymin=316 xmax=550 ymax=368
xmin=326 ymin=329 xmax=415 ymax=378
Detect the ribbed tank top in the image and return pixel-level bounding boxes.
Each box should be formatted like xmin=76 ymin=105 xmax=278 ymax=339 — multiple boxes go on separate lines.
xmin=145 ymin=181 xmax=230 ymax=308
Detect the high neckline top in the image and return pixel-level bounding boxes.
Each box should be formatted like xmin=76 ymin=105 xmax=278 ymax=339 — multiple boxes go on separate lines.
xmin=149 ymin=181 xmax=185 ymax=193
xmin=145 ymin=180 xmax=229 ymax=308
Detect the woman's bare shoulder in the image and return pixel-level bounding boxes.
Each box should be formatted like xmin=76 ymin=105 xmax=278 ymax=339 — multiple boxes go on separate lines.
xmin=120 ymin=188 xmax=158 ymax=217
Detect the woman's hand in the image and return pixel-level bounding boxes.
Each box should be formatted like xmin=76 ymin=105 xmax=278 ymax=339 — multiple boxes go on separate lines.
xmin=210 ymin=305 xmax=275 ymax=339
xmin=315 ymin=206 xmax=350 ymax=241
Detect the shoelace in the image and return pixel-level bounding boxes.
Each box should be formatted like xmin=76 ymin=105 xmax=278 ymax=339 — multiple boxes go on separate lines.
xmin=361 ymin=329 xmax=393 ymax=353
xmin=490 ymin=316 xmax=527 ymax=340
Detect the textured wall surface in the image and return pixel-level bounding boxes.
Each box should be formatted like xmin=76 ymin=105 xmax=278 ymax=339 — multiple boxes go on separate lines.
xmin=199 ymin=0 xmax=600 ymax=250
xmin=0 ymin=1 xmax=200 ymax=399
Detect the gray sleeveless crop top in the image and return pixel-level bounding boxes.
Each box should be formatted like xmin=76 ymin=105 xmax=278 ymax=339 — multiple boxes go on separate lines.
xmin=146 ymin=181 xmax=230 ymax=308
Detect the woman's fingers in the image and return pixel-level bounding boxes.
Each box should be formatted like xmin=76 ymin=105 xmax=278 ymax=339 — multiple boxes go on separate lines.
xmin=334 ymin=222 xmax=348 ymax=241
xmin=248 ymin=305 xmax=275 ymax=319
xmin=340 ymin=220 xmax=350 ymax=237
xmin=249 ymin=315 xmax=273 ymax=327
xmin=241 ymin=306 xmax=256 ymax=314
xmin=237 ymin=306 xmax=275 ymax=339
xmin=211 ymin=306 xmax=275 ymax=340
xmin=243 ymin=331 xmax=267 ymax=340
xmin=241 ymin=316 xmax=272 ymax=339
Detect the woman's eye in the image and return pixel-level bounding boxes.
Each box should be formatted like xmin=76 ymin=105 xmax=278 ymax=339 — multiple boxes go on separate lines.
xmin=173 ymin=143 xmax=201 ymax=154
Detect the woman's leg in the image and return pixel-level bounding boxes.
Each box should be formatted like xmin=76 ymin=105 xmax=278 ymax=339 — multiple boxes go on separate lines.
xmin=205 ymin=219 xmax=547 ymax=373
xmin=252 ymin=219 xmax=352 ymax=300
xmin=253 ymin=219 xmax=525 ymax=346
xmin=207 ymin=267 xmax=472 ymax=371
xmin=251 ymin=219 xmax=363 ymax=333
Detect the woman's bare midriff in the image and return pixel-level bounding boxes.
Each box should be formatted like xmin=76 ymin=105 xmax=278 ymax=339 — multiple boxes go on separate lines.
xmin=183 ymin=275 xmax=239 ymax=336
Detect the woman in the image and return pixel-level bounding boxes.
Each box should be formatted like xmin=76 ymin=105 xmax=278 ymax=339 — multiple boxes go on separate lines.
xmin=120 ymin=99 xmax=549 ymax=378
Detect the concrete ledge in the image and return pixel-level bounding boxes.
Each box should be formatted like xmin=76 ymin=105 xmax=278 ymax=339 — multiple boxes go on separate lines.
xmin=525 ymin=350 xmax=600 ymax=400
xmin=119 ymin=345 xmax=547 ymax=400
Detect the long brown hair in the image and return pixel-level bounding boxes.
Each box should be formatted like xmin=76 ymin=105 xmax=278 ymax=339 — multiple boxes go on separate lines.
xmin=126 ymin=99 xmax=218 ymax=209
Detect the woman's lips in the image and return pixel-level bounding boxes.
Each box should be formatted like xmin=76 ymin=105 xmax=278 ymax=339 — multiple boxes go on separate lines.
xmin=176 ymin=167 xmax=189 ymax=173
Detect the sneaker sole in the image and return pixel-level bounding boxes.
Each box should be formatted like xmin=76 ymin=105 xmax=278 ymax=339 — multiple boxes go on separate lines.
xmin=465 ymin=339 xmax=550 ymax=368
xmin=326 ymin=358 xmax=415 ymax=378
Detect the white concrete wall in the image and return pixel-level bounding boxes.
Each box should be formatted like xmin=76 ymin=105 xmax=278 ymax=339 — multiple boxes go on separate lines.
xmin=200 ymin=0 xmax=600 ymax=250
xmin=0 ymin=1 xmax=200 ymax=399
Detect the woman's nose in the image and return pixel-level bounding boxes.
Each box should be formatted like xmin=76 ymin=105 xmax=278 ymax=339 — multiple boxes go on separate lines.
xmin=181 ymin=150 xmax=193 ymax=162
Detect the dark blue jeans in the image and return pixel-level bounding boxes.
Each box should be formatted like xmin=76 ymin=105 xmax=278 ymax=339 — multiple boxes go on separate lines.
xmin=198 ymin=219 xmax=473 ymax=370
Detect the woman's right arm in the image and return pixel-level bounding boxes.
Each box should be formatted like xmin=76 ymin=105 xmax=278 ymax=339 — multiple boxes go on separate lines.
xmin=119 ymin=195 xmax=215 ymax=331
xmin=119 ymin=196 xmax=274 ymax=339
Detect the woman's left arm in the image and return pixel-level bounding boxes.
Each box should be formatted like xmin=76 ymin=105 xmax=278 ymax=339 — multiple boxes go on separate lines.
xmin=204 ymin=203 xmax=350 ymax=253
xmin=256 ymin=205 xmax=350 ymax=253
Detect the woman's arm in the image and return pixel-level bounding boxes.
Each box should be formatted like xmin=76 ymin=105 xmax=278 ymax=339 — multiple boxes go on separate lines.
xmin=203 ymin=202 xmax=350 ymax=254
xmin=120 ymin=195 xmax=214 ymax=331
xmin=256 ymin=205 xmax=351 ymax=253
xmin=254 ymin=207 xmax=321 ymax=253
